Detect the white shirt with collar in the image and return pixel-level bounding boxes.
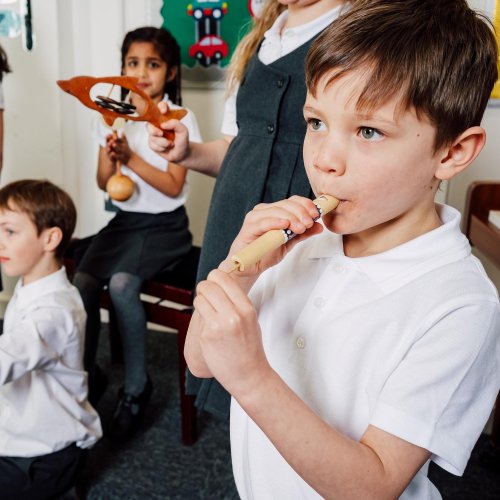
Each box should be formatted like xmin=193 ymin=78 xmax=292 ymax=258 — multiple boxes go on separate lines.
xmin=94 ymin=95 xmax=202 ymax=214
xmin=231 ymin=204 xmax=500 ymax=500
xmin=221 ymin=5 xmax=348 ymax=137
xmin=0 ymin=267 xmax=102 ymax=457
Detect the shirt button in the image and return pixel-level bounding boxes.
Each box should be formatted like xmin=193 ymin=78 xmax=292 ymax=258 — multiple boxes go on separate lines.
xmin=276 ymin=79 xmax=284 ymax=88
xmin=313 ymin=297 xmax=326 ymax=309
xmin=296 ymin=336 xmax=306 ymax=349
xmin=332 ymin=263 xmax=346 ymax=273
xmin=267 ymin=124 xmax=275 ymax=134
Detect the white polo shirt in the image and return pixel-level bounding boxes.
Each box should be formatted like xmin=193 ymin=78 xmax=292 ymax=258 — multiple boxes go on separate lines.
xmin=231 ymin=204 xmax=500 ymax=500
xmin=221 ymin=5 xmax=348 ymax=137
xmin=94 ymin=95 xmax=202 ymax=214
xmin=0 ymin=267 xmax=102 ymax=457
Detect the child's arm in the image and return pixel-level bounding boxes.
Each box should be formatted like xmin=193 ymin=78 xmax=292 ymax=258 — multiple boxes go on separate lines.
xmin=0 ymin=317 xmax=58 ymax=384
xmin=148 ymin=102 xmax=232 ymax=178
xmin=109 ymin=133 xmax=187 ymax=197
xmin=193 ymin=269 xmax=431 ymax=499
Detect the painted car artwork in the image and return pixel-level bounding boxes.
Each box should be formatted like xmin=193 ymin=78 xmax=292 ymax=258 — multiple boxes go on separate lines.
xmin=161 ymin=1 xmax=258 ymax=86
xmin=188 ymin=35 xmax=229 ymax=67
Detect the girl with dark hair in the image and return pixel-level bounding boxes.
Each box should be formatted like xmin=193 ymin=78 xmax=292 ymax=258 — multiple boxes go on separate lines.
xmin=73 ymin=27 xmax=201 ymax=441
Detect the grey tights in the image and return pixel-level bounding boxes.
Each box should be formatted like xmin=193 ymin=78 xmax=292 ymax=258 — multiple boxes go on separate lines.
xmin=73 ymin=271 xmax=147 ymax=396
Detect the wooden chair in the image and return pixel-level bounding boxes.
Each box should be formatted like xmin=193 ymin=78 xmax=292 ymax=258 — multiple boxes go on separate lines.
xmin=64 ymin=240 xmax=199 ymax=445
xmin=463 ymin=181 xmax=500 ymax=445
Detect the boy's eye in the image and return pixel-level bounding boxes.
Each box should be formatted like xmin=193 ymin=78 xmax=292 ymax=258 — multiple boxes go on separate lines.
xmin=359 ymin=127 xmax=383 ymax=140
xmin=127 ymin=60 xmax=138 ymax=68
xmin=149 ymin=61 xmax=161 ymax=69
xmin=307 ymin=118 xmax=325 ymax=132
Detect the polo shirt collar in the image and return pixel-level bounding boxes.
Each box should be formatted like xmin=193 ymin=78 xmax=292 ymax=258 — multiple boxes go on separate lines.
xmin=306 ymin=204 xmax=471 ymax=292
xmin=14 ymin=266 xmax=67 ymax=309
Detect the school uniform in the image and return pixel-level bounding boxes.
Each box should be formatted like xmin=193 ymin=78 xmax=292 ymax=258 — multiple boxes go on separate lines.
xmin=231 ymin=204 xmax=500 ymax=500
xmin=189 ymin=4 xmax=348 ymax=419
xmin=0 ymin=267 xmax=102 ymax=499
xmin=77 ymin=98 xmax=202 ymax=280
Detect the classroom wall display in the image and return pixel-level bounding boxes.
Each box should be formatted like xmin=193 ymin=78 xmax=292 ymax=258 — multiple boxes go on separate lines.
xmin=161 ymin=0 xmax=256 ymax=88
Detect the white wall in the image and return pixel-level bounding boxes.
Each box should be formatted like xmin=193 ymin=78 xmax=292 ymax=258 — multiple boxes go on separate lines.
xmin=0 ymin=0 xmax=498 ymax=303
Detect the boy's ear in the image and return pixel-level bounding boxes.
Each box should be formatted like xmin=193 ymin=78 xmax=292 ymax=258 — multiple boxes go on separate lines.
xmin=435 ymin=126 xmax=486 ymax=181
xmin=42 ymin=227 xmax=63 ymax=253
xmin=166 ymin=66 xmax=178 ymax=83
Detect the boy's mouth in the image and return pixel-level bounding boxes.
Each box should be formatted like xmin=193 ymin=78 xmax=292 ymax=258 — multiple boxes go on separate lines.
xmin=0 ymin=257 xmax=10 ymax=262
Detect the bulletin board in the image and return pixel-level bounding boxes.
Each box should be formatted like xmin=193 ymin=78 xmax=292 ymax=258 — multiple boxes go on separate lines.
xmin=161 ymin=1 xmax=258 ymax=88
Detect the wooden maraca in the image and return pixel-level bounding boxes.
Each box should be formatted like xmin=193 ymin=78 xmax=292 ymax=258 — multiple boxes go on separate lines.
xmin=105 ymin=118 xmax=135 ymax=202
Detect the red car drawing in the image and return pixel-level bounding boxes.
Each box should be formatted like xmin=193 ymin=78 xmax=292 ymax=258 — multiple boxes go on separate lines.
xmin=189 ymin=35 xmax=229 ymax=64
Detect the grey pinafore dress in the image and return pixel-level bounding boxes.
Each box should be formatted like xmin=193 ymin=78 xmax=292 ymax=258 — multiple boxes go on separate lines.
xmin=188 ymin=37 xmax=316 ymax=419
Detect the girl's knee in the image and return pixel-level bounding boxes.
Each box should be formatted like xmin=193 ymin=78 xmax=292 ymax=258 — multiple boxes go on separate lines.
xmin=108 ymin=272 xmax=143 ymax=300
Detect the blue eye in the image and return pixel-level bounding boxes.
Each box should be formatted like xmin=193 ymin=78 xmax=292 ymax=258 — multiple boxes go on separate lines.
xmin=359 ymin=127 xmax=383 ymax=140
xmin=307 ymin=118 xmax=325 ymax=131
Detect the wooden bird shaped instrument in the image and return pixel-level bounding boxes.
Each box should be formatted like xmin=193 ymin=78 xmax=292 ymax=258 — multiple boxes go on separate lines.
xmin=57 ymin=75 xmax=187 ymax=139
xmin=57 ymin=75 xmax=187 ymax=201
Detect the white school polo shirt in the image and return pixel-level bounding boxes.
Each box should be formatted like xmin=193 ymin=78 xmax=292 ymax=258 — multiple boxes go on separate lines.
xmin=94 ymin=95 xmax=202 ymax=214
xmin=0 ymin=267 xmax=102 ymax=457
xmin=231 ymin=204 xmax=500 ymax=500
xmin=221 ymin=5 xmax=348 ymax=137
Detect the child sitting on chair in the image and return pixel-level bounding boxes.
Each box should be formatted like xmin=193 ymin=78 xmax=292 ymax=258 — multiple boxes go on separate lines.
xmin=0 ymin=180 xmax=102 ymax=500
xmin=186 ymin=1 xmax=500 ymax=498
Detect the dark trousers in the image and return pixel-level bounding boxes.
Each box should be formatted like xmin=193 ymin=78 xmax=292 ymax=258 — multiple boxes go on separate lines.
xmin=0 ymin=443 xmax=86 ymax=500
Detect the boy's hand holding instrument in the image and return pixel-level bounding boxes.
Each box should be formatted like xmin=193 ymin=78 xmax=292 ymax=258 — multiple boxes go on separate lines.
xmin=228 ymin=194 xmax=339 ymax=273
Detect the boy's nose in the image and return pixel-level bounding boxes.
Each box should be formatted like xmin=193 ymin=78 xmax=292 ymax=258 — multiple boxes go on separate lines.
xmin=314 ymin=141 xmax=346 ymax=176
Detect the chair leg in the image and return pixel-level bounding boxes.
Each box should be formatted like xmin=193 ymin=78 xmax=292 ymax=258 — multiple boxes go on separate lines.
xmin=175 ymin=312 xmax=198 ymax=445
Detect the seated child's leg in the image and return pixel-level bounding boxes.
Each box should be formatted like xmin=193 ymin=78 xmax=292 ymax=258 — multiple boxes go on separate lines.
xmin=73 ymin=271 xmax=104 ymax=372
xmin=108 ymin=272 xmax=147 ymax=395
xmin=0 ymin=444 xmax=86 ymax=500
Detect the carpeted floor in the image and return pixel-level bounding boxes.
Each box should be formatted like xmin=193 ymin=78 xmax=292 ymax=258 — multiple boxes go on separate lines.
xmin=73 ymin=326 xmax=499 ymax=499
xmin=78 ymin=326 xmax=238 ymax=499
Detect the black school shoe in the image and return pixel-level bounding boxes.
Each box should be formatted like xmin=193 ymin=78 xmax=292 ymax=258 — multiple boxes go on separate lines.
xmin=107 ymin=376 xmax=153 ymax=442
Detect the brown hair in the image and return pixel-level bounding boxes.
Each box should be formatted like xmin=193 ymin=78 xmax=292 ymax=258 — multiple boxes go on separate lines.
xmin=306 ymin=0 xmax=498 ymax=151
xmin=0 ymin=179 xmax=77 ymax=259
xmin=0 ymin=44 xmax=11 ymax=82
